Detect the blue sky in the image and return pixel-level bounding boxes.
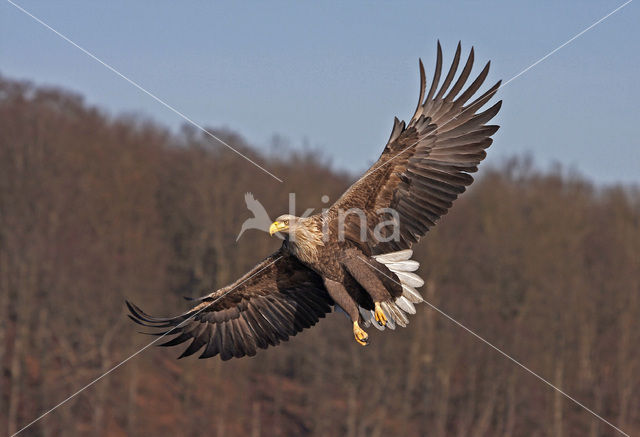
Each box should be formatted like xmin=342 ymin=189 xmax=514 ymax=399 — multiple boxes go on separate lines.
xmin=1 ymin=1 xmax=638 ymax=184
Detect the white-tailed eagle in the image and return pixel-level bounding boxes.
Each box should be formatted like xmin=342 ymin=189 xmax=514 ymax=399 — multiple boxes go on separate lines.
xmin=128 ymin=42 xmax=502 ymax=360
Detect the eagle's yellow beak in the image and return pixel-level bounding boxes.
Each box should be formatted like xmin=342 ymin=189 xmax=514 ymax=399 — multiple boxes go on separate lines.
xmin=269 ymin=221 xmax=288 ymax=236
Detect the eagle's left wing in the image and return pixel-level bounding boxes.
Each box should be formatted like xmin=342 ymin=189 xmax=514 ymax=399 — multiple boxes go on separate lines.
xmin=127 ymin=249 xmax=333 ymax=360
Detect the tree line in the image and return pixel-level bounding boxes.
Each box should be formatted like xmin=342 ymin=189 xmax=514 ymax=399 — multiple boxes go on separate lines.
xmin=1 ymin=76 xmax=638 ymax=436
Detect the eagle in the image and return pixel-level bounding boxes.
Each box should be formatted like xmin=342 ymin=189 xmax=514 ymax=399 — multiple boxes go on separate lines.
xmin=127 ymin=42 xmax=502 ymax=360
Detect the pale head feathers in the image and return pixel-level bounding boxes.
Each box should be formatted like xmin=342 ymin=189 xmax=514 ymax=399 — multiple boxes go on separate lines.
xmin=274 ymin=215 xmax=324 ymax=264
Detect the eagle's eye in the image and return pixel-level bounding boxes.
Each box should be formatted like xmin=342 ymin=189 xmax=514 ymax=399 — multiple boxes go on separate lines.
xmin=283 ymin=219 xmax=290 ymax=225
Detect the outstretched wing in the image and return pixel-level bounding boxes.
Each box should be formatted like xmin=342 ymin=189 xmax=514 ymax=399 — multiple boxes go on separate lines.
xmin=127 ymin=249 xmax=333 ymax=360
xmin=331 ymin=42 xmax=502 ymax=254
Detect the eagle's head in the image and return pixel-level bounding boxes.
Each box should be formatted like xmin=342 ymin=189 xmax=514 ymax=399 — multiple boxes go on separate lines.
xmin=269 ymin=214 xmax=303 ymax=238
xmin=269 ymin=214 xmax=324 ymax=262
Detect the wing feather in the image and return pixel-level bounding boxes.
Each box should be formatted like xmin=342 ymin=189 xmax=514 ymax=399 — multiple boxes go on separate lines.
xmin=434 ymin=41 xmax=462 ymax=101
xmin=199 ymin=324 xmax=221 ymax=359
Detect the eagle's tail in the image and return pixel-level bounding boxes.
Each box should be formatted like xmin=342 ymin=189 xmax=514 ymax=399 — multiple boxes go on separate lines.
xmin=360 ymin=249 xmax=424 ymax=330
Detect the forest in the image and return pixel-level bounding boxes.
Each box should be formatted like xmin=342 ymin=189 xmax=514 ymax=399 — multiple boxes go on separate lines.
xmin=0 ymin=76 xmax=639 ymax=437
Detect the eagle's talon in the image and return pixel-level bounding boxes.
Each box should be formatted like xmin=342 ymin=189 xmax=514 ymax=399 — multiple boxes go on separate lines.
xmin=374 ymin=302 xmax=387 ymax=326
xmin=353 ymin=321 xmax=369 ymax=346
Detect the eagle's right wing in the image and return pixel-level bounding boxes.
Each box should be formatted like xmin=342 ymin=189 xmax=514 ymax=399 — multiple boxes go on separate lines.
xmin=127 ymin=249 xmax=333 ymax=360
xmin=331 ymin=42 xmax=501 ymax=254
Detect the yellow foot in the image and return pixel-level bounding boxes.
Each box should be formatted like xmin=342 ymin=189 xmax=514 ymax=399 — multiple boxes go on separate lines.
xmin=374 ymin=302 xmax=387 ymax=326
xmin=353 ymin=321 xmax=369 ymax=346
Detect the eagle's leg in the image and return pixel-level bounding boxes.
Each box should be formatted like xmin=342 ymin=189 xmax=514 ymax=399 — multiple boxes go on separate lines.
xmin=342 ymin=253 xmax=392 ymax=327
xmin=323 ymin=277 xmax=368 ymax=346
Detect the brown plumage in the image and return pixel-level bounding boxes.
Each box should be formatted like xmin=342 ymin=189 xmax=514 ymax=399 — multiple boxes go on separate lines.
xmin=127 ymin=42 xmax=502 ymax=360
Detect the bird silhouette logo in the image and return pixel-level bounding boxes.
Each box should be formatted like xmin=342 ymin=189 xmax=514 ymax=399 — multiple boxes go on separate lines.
xmin=236 ymin=193 xmax=282 ymax=241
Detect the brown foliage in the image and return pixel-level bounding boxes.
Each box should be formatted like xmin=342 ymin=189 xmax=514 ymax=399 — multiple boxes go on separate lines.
xmin=1 ymin=77 xmax=638 ymax=436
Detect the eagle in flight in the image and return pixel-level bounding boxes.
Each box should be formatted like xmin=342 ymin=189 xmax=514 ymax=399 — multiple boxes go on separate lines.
xmin=127 ymin=42 xmax=502 ymax=360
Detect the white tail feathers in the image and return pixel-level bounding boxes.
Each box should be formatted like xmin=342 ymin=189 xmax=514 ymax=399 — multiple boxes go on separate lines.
xmin=373 ymin=249 xmax=413 ymax=263
xmin=381 ymin=301 xmax=409 ymax=327
xmin=370 ymin=249 xmax=425 ymax=329
xmin=396 ymin=296 xmax=416 ymax=314
xmin=394 ymin=270 xmax=424 ymax=288
xmin=385 ymin=260 xmax=420 ymax=272
xmin=401 ymin=285 xmax=423 ymax=303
